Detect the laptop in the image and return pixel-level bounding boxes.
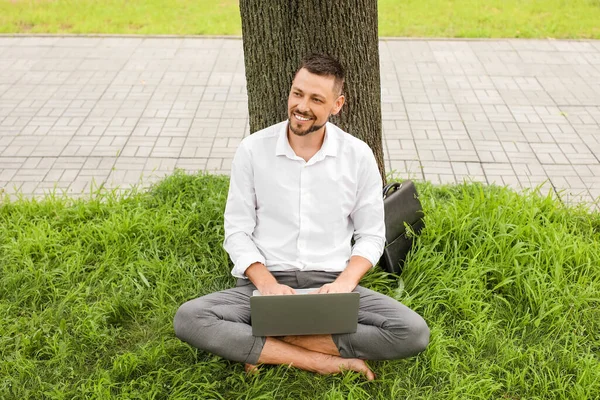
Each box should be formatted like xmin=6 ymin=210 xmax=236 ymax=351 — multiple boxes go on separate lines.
xmin=250 ymin=289 xmax=359 ymax=336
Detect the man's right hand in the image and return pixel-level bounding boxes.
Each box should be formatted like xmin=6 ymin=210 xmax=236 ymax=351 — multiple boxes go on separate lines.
xmin=257 ymin=283 xmax=297 ymax=295
xmin=245 ymin=262 xmax=296 ymax=295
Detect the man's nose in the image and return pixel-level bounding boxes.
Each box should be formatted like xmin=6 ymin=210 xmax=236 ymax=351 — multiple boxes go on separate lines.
xmin=297 ymin=96 xmax=309 ymax=112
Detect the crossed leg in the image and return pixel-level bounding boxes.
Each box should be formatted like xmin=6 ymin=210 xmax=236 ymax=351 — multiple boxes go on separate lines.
xmin=174 ymin=286 xmax=376 ymax=379
xmin=174 ymin=274 xmax=428 ymax=381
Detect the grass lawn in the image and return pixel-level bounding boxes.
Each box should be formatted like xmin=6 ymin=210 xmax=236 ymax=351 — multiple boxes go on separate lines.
xmin=1 ymin=172 xmax=599 ymax=399
xmin=1 ymin=0 xmax=599 ymax=38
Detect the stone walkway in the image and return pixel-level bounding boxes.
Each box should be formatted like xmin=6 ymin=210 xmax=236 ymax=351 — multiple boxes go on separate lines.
xmin=0 ymin=36 xmax=599 ymax=210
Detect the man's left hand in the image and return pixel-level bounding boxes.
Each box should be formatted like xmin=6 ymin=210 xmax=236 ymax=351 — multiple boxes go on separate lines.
xmin=312 ymin=280 xmax=356 ymax=294
xmin=312 ymin=256 xmax=371 ymax=294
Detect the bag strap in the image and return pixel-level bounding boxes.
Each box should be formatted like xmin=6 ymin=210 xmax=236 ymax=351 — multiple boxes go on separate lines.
xmin=383 ymin=182 xmax=403 ymax=199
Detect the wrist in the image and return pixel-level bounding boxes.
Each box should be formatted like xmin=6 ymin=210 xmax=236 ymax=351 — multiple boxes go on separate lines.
xmin=334 ymin=276 xmax=359 ymax=291
xmin=245 ymin=262 xmax=277 ymax=290
xmin=256 ymin=280 xmax=278 ymax=293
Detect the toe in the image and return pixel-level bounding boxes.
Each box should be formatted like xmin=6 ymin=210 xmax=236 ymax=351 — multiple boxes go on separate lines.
xmin=245 ymin=363 xmax=259 ymax=375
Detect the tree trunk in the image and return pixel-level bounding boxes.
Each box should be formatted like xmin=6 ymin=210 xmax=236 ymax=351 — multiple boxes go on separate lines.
xmin=239 ymin=0 xmax=385 ymax=181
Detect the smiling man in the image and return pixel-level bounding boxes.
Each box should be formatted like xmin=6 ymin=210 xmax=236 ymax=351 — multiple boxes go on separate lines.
xmin=174 ymin=54 xmax=429 ymax=380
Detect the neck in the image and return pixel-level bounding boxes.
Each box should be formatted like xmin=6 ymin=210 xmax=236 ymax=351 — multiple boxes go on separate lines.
xmin=287 ymin=124 xmax=327 ymax=161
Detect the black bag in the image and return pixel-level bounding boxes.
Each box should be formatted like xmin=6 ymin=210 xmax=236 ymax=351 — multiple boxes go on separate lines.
xmin=379 ymin=180 xmax=425 ymax=274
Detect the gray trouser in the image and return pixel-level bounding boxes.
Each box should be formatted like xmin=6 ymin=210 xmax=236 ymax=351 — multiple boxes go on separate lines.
xmin=174 ymin=271 xmax=429 ymax=365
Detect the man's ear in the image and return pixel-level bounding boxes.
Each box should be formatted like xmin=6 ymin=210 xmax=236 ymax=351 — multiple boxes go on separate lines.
xmin=331 ymin=95 xmax=345 ymax=115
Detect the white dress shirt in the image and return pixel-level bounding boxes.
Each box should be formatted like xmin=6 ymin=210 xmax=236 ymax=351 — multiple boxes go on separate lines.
xmin=224 ymin=121 xmax=385 ymax=279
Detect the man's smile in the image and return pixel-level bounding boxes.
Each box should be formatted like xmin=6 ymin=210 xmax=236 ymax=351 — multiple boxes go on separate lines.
xmin=294 ymin=112 xmax=313 ymax=122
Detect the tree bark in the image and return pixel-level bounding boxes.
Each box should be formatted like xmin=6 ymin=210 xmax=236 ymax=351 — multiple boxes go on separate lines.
xmin=239 ymin=0 xmax=385 ymax=181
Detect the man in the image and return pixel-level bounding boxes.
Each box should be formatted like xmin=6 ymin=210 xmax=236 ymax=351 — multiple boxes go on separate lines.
xmin=174 ymin=54 xmax=429 ymax=380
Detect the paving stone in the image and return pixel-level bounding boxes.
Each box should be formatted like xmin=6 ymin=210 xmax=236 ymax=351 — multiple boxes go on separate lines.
xmin=43 ymin=169 xmax=66 ymax=182
xmin=410 ymin=121 xmax=441 ymax=140
xmin=555 ymin=143 xmax=598 ymax=164
xmin=32 ymin=145 xmax=66 ymax=157
xmin=141 ymin=156 xmax=174 ymax=170
xmin=455 ymin=174 xmax=489 ymax=185
xmin=169 ymin=101 xmax=201 ymax=118
xmin=463 ymin=121 xmax=499 ymax=141
xmin=481 ymin=162 xmax=514 ymax=175
xmin=419 ymin=161 xmax=452 ymax=175
xmin=486 ymin=174 xmax=522 ymax=190
xmin=518 ymin=176 xmax=553 ymax=194
xmin=472 ymin=141 xmax=508 ymax=163
xmin=413 ymin=139 xmax=447 ymax=161
xmin=205 ymin=158 xmax=224 ymax=171
xmin=589 ymin=185 xmax=600 ymax=203
xmin=530 ymin=143 xmax=570 ymax=164
xmin=388 ymin=160 xmax=423 ymax=180
xmin=423 ymin=172 xmax=457 ymax=185
xmin=112 ymin=156 xmax=146 ymax=171
xmin=174 ymin=153 xmax=207 ymax=167
xmin=556 ymin=188 xmax=593 ymax=207
xmin=542 ymin=164 xmax=579 ymax=180
xmin=220 ymin=158 xmax=234 ymax=171
xmin=446 ymin=149 xmax=479 ymax=162
xmin=37 ymin=181 xmax=71 ymax=192
xmin=491 ymin=122 xmax=526 ymax=142
xmin=18 ymin=181 xmax=40 ymax=194
xmin=451 ymin=161 xmax=487 ymax=183
xmin=107 ymin=169 xmax=147 ymax=186
xmin=210 ymin=147 xmax=237 ymax=158
xmin=517 ymin=164 xmax=549 ymax=184
xmin=183 ymin=146 xmax=211 ymax=158
xmin=71 ymin=169 xmax=112 ymax=192
xmin=189 ymin=118 xmax=219 ymax=129
xmin=0 ymin=168 xmax=17 ymax=181
xmin=383 ymin=127 xmax=413 ymax=140
xmin=180 ymin=133 xmax=212 ymax=146
xmin=573 ymin=165 xmax=600 ymax=180
xmin=559 ymin=106 xmax=598 ymax=125
xmin=1 ymin=180 xmax=23 ymax=193
xmin=14 ymin=164 xmax=50 ymax=179
xmin=451 ymin=161 xmax=482 ymax=175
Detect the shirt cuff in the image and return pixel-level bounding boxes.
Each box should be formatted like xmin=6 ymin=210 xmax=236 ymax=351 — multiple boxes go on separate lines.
xmin=351 ymin=241 xmax=384 ymax=269
xmin=231 ymin=253 xmax=267 ymax=279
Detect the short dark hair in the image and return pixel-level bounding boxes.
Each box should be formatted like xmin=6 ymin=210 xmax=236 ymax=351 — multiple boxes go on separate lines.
xmin=295 ymin=53 xmax=345 ymax=95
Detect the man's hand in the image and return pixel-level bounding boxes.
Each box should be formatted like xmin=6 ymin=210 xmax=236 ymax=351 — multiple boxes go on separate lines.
xmin=312 ymin=256 xmax=374 ymax=294
xmin=312 ymin=280 xmax=356 ymax=294
xmin=245 ymin=262 xmax=296 ymax=295
xmin=258 ymin=283 xmax=297 ymax=295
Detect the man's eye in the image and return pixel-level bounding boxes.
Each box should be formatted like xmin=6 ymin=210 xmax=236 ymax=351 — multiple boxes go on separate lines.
xmin=314 ymin=98 xmax=322 ymax=103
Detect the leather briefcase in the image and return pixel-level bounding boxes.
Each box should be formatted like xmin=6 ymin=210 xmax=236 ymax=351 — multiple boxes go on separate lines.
xmin=379 ymin=180 xmax=425 ymax=274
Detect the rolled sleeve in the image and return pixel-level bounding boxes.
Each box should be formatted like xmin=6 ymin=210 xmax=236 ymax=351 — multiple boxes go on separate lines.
xmin=350 ymin=147 xmax=385 ymax=267
xmin=223 ymin=142 xmax=265 ymax=279
xmin=227 ymin=233 xmax=266 ymax=278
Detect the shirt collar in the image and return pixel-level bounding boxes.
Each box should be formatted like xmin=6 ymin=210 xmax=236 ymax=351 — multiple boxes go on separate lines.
xmin=320 ymin=123 xmax=338 ymax=157
xmin=275 ymin=122 xmax=296 ymax=158
xmin=275 ymin=121 xmax=339 ymax=160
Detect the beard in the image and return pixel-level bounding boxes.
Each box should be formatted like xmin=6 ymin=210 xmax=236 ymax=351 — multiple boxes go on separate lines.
xmin=289 ymin=120 xmax=326 ymax=137
xmin=288 ymin=110 xmax=327 ymax=137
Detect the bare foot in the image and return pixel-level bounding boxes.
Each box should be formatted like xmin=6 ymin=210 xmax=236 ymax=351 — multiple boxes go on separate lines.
xmin=256 ymin=337 xmax=375 ymax=381
xmin=244 ymin=363 xmax=259 ymax=375
xmin=282 ymin=335 xmax=340 ymax=356
xmin=315 ymin=356 xmax=375 ymax=381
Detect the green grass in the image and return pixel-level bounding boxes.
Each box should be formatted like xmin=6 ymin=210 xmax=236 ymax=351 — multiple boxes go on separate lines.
xmin=1 ymin=0 xmax=600 ymax=38
xmin=0 ymin=0 xmax=242 ymax=35
xmin=378 ymin=0 xmax=600 ymax=38
xmin=1 ymin=172 xmax=599 ymax=399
